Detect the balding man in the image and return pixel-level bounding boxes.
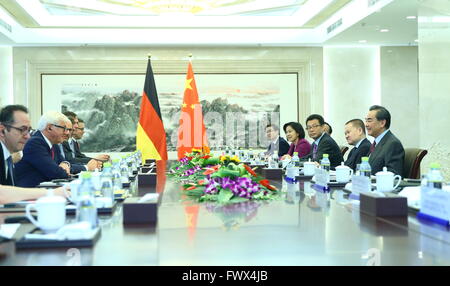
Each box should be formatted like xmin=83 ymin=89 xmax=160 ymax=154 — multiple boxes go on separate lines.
xmin=344 ymin=119 xmax=371 ymax=171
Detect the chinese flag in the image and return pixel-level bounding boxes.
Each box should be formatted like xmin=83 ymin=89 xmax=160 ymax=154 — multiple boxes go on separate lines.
xmin=177 ymin=61 xmax=209 ymax=159
xmin=136 ymin=57 xmax=168 ymax=160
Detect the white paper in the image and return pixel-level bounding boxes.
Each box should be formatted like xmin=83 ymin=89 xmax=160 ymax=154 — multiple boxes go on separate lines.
xmin=138 ymin=193 xmax=159 ymax=203
xmin=0 ymin=223 xmax=21 ymax=239
xmin=420 ymin=186 xmax=450 ymax=221
xmin=398 ymin=186 xmax=421 ymax=209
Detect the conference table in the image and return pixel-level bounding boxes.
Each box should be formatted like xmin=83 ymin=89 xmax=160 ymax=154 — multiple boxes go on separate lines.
xmin=1 ymin=162 xmax=450 ymax=266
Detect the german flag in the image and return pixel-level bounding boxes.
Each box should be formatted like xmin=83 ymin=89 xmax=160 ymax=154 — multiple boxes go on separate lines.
xmin=136 ymin=56 xmax=168 ymax=161
xmin=176 ymin=61 xmax=209 ymax=159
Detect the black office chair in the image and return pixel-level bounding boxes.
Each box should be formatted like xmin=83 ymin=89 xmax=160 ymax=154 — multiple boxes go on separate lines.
xmin=402 ymin=148 xmax=428 ymax=179
xmin=340 ymin=146 xmax=349 ymax=157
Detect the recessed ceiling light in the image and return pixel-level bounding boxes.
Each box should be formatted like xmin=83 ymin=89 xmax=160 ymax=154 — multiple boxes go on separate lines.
xmin=359 ymin=40 xmax=367 ymax=43
xmin=414 ymin=39 xmax=419 ymax=42
xmin=380 ymin=29 xmax=389 ymax=32
xmin=406 ymin=16 xmax=417 ymax=19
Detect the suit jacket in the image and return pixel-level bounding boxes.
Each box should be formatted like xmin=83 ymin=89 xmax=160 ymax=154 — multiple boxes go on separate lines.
xmin=0 ymin=144 xmax=13 ymax=186
xmin=267 ymin=136 xmax=290 ymax=158
xmin=304 ymin=132 xmax=343 ymax=169
xmin=369 ymin=130 xmax=404 ymax=176
xmin=344 ymin=138 xmax=371 ymax=171
xmin=15 ymin=131 xmax=69 ymax=187
xmin=71 ymin=140 xmax=91 ymax=164
xmin=57 ymin=143 xmax=86 ymax=174
xmin=287 ymin=138 xmax=311 ymax=158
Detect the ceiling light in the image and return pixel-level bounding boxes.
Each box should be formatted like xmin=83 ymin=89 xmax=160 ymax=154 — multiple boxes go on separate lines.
xmin=380 ymin=29 xmax=389 ymax=32
xmin=414 ymin=39 xmax=419 ymax=42
xmin=406 ymin=16 xmax=417 ymax=20
xmin=359 ymin=40 xmax=367 ymax=43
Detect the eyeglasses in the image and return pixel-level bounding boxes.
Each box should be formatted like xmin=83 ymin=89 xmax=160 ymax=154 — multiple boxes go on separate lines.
xmin=3 ymin=124 xmax=33 ymax=135
xmin=77 ymin=127 xmax=85 ymax=131
xmin=305 ymin=124 xmax=321 ymax=130
xmin=52 ymin=124 xmax=73 ymax=133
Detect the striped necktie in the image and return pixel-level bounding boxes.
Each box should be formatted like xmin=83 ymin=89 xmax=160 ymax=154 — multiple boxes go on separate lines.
xmin=7 ymin=156 xmax=15 ymax=186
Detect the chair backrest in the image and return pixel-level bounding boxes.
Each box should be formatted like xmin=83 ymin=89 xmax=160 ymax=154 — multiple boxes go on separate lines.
xmin=340 ymin=146 xmax=349 ymax=156
xmin=403 ymin=148 xmax=428 ymax=179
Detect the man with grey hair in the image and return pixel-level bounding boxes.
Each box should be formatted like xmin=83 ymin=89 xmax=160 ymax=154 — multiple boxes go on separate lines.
xmin=15 ymin=111 xmax=73 ymax=187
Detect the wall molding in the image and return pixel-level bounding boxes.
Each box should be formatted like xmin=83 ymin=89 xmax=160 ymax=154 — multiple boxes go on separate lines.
xmin=25 ymin=59 xmax=313 ymax=125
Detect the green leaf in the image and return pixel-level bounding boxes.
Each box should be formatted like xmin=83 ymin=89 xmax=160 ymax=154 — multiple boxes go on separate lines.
xmin=205 ymin=157 xmax=220 ymax=165
xmin=218 ymin=189 xmax=233 ymax=204
xmin=229 ymin=197 xmax=249 ymax=203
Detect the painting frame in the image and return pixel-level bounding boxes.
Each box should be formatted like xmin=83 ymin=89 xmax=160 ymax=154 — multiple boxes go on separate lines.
xmin=41 ymin=72 xmax=299 ymax=152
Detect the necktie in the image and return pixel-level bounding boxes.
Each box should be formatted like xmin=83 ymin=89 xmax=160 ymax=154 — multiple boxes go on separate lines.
xmin=51 ymin=146 xmax=55 ymax=160
xmin=59 ymin=144 xmax=65 ymax=159
xmin=7 ymin=156 xmax=15 ymax=186
xmin=270 ymin=142 xmax=276 ymax=154
xmin=68 ymin=140 xmax=74 ymax=156
xmin=370 ymin=141 xmax=376 ymax=153
xmin=312 ymin=143 xmax=318 ymax=160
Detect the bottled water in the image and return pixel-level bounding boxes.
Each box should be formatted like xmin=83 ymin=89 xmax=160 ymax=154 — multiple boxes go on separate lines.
xmin=126 ymin=155 xmax=134 ymax=177
xmin=269 ymin=152 xmax=279 ymax=169
xmin=120 ymin=157 xmax=130 ymax=184
xmin=320 ymin=154 xmax=331 ymax=172
xmin=427 ymin=162 xmax=444 ymax=189
xmin=111 ymin=159 xmax=123 ymax=192
xmin=291 ymin=152 xmax=300 ymax=167
xmin=76 ymin=172 xmax=98 ymax=228
xmin=359 ymin=157 xmax=372 ymax=177
xmin=100 ymin=162 xmax=114 ymax=207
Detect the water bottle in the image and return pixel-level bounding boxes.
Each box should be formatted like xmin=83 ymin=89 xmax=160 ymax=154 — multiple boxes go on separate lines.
xmin=100 ymin=162 xmax=114 ymax=207
xmin=76 ymin=172 xmax=98 ymax=228
xmin=111 ymin=159 xmax=123 ymax=192
xmin=291 ymin=152 xmax=300 ymax=167
xmin=270 ymin=152 xmax=279 ymax=169
xmin=320 ymin=154 xmax=331 ymax=172
xmin=359 ymin=157 xmax=372 ymax=177
xmin=120 ymin=157 xmax=130 ymax=184
xmin=427 ymin=162 xmax=444 ymax=189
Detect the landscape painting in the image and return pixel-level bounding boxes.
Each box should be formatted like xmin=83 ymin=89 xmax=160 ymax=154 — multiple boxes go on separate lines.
xmin=42 ymin=73 xmax=298 ymax=152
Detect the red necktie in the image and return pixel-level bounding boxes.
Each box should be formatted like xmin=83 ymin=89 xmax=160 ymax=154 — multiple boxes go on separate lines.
xmin=370 ymin=141 xmax=376 ymax=153
xmin=51 ymin=146 xmax=55 ymax=160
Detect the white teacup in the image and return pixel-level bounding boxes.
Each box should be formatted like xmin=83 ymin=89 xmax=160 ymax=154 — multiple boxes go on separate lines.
xmin=25 ymin=194 xmax=66 ymax=233
xmin=64 ymin=179 xmax=82 ymax=203
xmin=303 ymin=161 xmax=316 ymax=176
xmin=335 ymin=163 xmax=354 ymax=183
xmin=285 ymin=166 xmax=300 ymax=178
xmin=376 ymin=167 xmax=401 ymax=192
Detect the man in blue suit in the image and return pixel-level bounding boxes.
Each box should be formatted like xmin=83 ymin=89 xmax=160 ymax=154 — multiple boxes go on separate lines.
xmin=15 ymin=111 xmax=73 ymax=187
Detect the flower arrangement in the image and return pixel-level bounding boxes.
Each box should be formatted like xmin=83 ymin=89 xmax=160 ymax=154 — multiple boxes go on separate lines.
xmin=168 ymin=149 xmax=220 ymax=182
xmin=169 ymin=149 xmax=279 ymax=204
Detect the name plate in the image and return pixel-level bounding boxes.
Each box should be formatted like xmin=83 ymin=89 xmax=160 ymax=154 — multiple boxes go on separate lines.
xmin=314 ymin=168 xmax=329 ymax=187
xmin=419 ymin=186 xmax=450 ymax=224
xmin=351 ymin=175 xmax=371 ymax=194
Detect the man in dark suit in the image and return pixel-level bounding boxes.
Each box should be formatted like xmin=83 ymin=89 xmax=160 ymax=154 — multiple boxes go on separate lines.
xmin=0 ymin=106 xmax=67 ymax=203
xmin=265 ymin=124 xmax=290 ymax=158
xmin=15 ymin=111 xmax=73 ymax=187
xmin=304 ymin=114 xmax=343 ymax=169
xmin=344 ymin=119 xmax=371 ymax=171
xmin=0 ymin=105 xmax=31 ymax=186
xmin=57 ymin=118 xmax=99 ymax=173
xmin=365 ymin=105 xmax=405 ymax=175
xmin=64 ymin=114 xmax=109 ymax=163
